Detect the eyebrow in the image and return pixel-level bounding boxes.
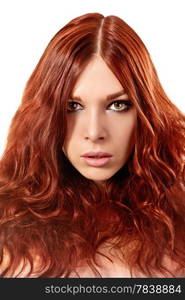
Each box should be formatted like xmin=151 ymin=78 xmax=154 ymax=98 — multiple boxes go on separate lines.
xmin=70 ymin=89 xmax=127 ymax=101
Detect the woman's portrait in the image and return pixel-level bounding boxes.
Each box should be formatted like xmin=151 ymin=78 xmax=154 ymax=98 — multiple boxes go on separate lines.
xmin=0 ymin=9 xmax=185 ymax=278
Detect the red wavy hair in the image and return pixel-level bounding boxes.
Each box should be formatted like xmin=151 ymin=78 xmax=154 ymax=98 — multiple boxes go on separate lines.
xmin=0 ymin=12 xmax=185 ymax=277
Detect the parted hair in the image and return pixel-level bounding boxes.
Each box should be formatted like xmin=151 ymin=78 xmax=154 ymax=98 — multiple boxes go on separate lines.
xmin=0 ymin=12 xmax=185 ymax=277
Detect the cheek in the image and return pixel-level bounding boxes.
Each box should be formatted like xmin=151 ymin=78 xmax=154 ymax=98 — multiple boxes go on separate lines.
xmin=114 ymin=114 xmax=136 ymax=141
xmin=62 ymin=129 xmax=80 ymax=160
xmin=112 ymin=116 xmax=136 ymax=158
xmin=62 ymin=121 xmax=75 ymax=155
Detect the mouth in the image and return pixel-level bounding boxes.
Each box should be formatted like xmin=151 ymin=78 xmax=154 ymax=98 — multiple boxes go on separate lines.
xmin=82 ymin=156 xmax=112 ymax=167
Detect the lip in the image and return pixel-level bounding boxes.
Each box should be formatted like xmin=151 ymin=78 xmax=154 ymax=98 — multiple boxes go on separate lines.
xmin=81 ymin=151 xmax=113 ymax=158
xmin=82 ymin=157 xmax=112 ymax=167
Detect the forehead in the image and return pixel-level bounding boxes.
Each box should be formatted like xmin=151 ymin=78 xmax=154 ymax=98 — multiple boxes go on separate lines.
xmin=71 ymin=56 xmax=124 ymax=99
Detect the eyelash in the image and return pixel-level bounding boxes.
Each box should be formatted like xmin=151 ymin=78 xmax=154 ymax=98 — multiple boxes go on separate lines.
xmin=67 ymin=100 xmax=132 ymax=113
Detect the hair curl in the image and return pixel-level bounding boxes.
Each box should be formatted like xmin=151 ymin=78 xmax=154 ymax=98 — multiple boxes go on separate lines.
xmin=0 ymin=12 xmax=185 ymax=277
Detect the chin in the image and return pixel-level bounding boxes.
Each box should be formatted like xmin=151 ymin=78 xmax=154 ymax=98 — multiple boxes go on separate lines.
xmin=79 ymin=169 xmax=118 ymax=182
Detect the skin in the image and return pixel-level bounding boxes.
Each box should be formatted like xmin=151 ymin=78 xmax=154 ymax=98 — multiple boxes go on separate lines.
xmin=62 ymin=56 xmax=137 ymax=187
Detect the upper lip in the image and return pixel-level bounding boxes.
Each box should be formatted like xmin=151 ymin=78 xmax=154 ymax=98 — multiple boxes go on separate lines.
xmin=81 ymin=151 xmax=113 ymax=158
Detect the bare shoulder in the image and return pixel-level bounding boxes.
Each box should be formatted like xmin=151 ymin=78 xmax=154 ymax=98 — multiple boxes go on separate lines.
xmin=162 ymin=255 xmax=185 ymax=277
xmin=0 ymin=248 xmax=41 ymax=278
xmin=0 ymin=248 xmax=10 ymax=276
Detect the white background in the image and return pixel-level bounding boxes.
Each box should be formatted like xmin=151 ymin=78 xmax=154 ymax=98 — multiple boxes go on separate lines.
xmin=0 ymin=0 xmax=184 ymax=157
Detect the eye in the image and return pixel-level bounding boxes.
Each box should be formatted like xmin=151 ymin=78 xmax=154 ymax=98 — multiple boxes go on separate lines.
xmin=108 ymin=100 xmax=132 ymax=112
xmin=67 ymin=101 xmax=82 ymax=112
xmin=66 ymin=100 xmax=132 ymax=113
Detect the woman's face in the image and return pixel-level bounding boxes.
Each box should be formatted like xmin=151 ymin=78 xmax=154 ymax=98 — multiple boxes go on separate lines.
xmin=62 ymin=56 xmax=137 ymax=186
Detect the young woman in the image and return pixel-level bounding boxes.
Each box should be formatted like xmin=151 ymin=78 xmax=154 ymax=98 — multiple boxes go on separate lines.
xmin=0 ymin=12 xmax=185 ymax=278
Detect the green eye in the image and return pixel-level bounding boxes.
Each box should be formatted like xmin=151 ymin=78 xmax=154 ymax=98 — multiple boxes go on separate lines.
xmin=67 ymin=102 xmax=82 ymax=112
xmin=67 ymin=100 xmax=132 ymax=112
xmin=108 ymin=100 xmax=132 ymax=111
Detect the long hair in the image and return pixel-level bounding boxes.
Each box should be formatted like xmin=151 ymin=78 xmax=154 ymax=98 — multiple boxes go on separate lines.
xmin=0 ymin=12 xmax=185 ymax=277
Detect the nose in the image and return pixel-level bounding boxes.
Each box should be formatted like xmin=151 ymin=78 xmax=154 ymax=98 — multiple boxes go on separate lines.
xmin=84 ymin=110 xmax=107 ymax=142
